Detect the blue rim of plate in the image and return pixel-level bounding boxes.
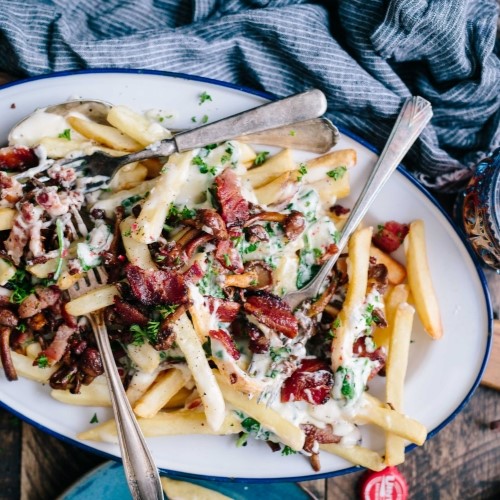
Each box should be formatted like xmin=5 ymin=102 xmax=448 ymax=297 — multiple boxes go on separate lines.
xmin=0 ymin=68 xmax=493 ymax=483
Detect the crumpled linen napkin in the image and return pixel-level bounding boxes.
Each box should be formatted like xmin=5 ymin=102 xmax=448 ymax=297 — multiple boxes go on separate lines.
xmin=0 ymin=0 xmax=498 ymax=191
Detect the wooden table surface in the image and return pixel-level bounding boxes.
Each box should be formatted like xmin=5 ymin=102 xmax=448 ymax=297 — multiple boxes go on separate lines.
xmin=0 ymin=70 xmax=499 ymax=499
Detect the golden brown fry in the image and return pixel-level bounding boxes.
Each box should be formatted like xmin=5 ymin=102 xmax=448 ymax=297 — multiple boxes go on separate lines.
xmin=0 ymin=207 xmax=16 ymax=231
xmin=244 ymin=149 xmax=295 ymax=188
xmin=404 ymin=219 xmax=443 ymax=339
xmin=320 ymin=443 xmax=385 ymax=472
xmin=385 ymin=302 xmax=415 ymax=466
xmin=369 ymin=245 xmax=406 ymax=285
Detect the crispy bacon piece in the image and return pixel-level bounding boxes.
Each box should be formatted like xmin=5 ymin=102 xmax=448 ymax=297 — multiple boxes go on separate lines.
xmin=244 ymin=292 xmax=298 ymax=338
xmin=281 ymin=358 xmax=333 ymax=405
xmin=0 ymin=146 xmax=38 ymax=171
xmin=183 ymin=261 xmax=204 ymax=284
xmin=372 ymin=221 xmax=409 ymax=253
xmin=0 ymin=326 xmax=17 ymax=381
xmin=125 ymin=265 xmax=187 ymax=306
xmin=19 ymin=286 xmax=61 ymax=319
xmin=215 ymin=169 xmax=249 ymax=230
xmin=113 ymin=297 xmax=148 ymax=326
xmin=43 ymin=324 xmax=77 ymax=364
xmin=153 ymin=324 xmax=176 ymax=351
xmin=0 ymin=308 xmax=18 ymax=327
xmin=215 ymin=239 xmax=244 ymax=273
xmin=353 ymin=336 xmax=386 ymax=379
xmin=207 ymin=298 xmax=241 ymax=323
xmin=246 ymin=323 xmax=270 ymax=354
xmin=209 ymin=329 xmax=240 ymax=360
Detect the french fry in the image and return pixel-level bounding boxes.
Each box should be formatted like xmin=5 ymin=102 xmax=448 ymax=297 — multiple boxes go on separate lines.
xmin=132 ymin=151 xmax=192 ymax=244
xmin=0 ymin=258 xmax=15 ymax=286
xmin=108 ymin=162 xmax=148 ymax=192
xmin=385 ymin=302 xmax=415 ymax=466
xmin=78 ymin=410 xmax=242 ymax=442
xmin=215 ymin=372 xmax=305 ymax=451
xmin=163 ymin=386 xmax=193 ymax=409
xmin=39 ymin=137 xmax=128 ymax=159
xmin=25 ymin=342 xmax=42 ymax=360
xmin=331 ymin=227 xmax=373 ymax=369
xmin=254 ymin=171 xmax=300 ymax=206
xmin=304 ymin=149 xmax=356 ymax=183
xmin=173 ymin=314 xmax=226 ymax=432
xmin=2 ymin=351 xmax=57 ymax=383
xmin=373 ymin=284 xmax=410 ymax=350
xmin=127 ymin=343 xmax=161 ymax=374
xmin=51 ymin=377 xmax=111 ymax=407
xmin=309 ymin=171 xmax=350 ymax=204
xmin=134 ymin=368 xmax=190 ymax=419
xmin=370 ymin=245 xmax=406 ymax=285
xmin=243 ymin=149 xmax=295 ymax=188
xmin=67 ymin=115 xmax=142 ymax=152
xmin=107 ymin=105 xmax=171 ymax=146
xmin=358 ymin=394 xmax=427 ymax=446
xmin=161 ymin=477 xmax=232 ymax=500
xmin=126 ymin=369 xmax=161 ymax=406
xmin=404 ymin=220 xmax=443 ymax=339
xmin=0 ymin=207 xmax=15 ymax=231
xmin=65 ymin=285 xmax=119 ymax=316
xmin=120 ymin=216 xmax=157 ymax=270
xmin=91 ymin=178 xmax=157 ymax=217
xmin=320 ymin=443 xmax=385 ymax=472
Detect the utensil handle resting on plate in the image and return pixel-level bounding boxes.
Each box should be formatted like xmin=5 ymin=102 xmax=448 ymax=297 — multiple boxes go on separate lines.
xmin=173 ymin=89 xmax=327 ymax=152
xmin=88 ymin=312 xmax=164 ymax=500
xmin=285 ymin=96 xmax=433 ymax=309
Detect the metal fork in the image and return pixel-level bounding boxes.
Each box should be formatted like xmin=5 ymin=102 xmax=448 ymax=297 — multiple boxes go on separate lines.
xmin=15 ymin=89 xmax=331 ymax=190
xmin=284 ymin=96 xmax=433 ymax=310
xmin=68 ymin=267 xmax=164 ymax=500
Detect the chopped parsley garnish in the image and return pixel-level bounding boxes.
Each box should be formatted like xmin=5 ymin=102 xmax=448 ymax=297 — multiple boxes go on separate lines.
xmin=123 ymin=229 xmax=132 ymax=237
xmin=58 ymin=128 xmax=71 ymax=140
xmin=192 ymin=155 xmax=217 ymax=175
xmin=337 ymin=366 xmax=355 ymax=399
xmin=7 ymin=269 xmax=34 ymax=304
xmin=199 ymin=91 xmax=213 ymax=105
xmin=333 ymin=230 xmax=341 ymax=244
xmin=204 ymin=143 xmax=218 ymax=151
xmin=198 ymin=261 xmax=225 ymax=299
xmin=201 ymin=114 xmax=209 ymax=124
xmin=223 ymin=253 xmax=231 ymax=267
xmin=332 ymin=317 xmax=342 ymax=329
xmin=289 ymin=130 xmax=296 ymax=136
xmin=220 ymin=146 xmax=233 ymax=164
xmin=191 ymin=116 xmax=197 ymax=123
xmin=244 ymin=242 xmax=259 ymax=254
xmin=156 ymin=304 xmax=178 ymax=318
xmin=327 ymin=166 xmax=347 ymax=181
xmin=297 ymin=163 xmax=308 ymax=181
xmin=90 ymin=413 xmax=99 ymax=424
xmin=281 ymin=445 xmax=297 ymax=456
xmin=17 ymin=323 xmax=26 ymax=333
xmin=254 ymin=151 xmax=269 ymax=166
xmin=36 ymin=354 xmax=50 ymax=369
xmin=167 ymin=204 xmax=195 ymax=220
xmin=269 ymin=346 xmax=291 ymax=362
xmin=130 ymin=321 xmax=160 ymax=346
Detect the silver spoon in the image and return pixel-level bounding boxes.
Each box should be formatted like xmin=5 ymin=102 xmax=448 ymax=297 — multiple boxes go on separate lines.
xmin=9 ymin=98 xmax=338 ymax=152
xmin=284 ymin=96 xmax=433 ymax=310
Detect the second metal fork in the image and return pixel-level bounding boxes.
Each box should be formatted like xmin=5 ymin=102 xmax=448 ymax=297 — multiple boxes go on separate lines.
xmin=67 ymin=267 xmax=163 ymax=500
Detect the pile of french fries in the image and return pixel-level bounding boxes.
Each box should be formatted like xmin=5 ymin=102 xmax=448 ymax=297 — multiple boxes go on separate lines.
xmin=0 ymin=100 xmax=443 ymax=473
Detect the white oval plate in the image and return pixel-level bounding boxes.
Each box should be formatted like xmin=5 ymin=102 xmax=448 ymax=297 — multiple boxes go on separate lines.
xmin=0 ymin=70 xmax=492 ymax=482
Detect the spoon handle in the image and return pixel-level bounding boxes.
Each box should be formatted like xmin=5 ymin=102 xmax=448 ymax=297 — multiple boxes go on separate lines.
xmin=173 ymin=89 xmax=327 ymax=152
xmin=285 ymin=96 xmax=433 ymax=310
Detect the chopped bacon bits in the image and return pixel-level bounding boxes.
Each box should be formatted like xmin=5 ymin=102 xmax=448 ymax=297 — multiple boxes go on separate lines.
xmin=209 ymin=329 xmax=240 ymax=360
xmin=43 ymin=324 xmax=77 ymax=364
xmin=215 ymin=239 xmax=244 ymax=273
xmin=246 ymin=323 xmax=270 ymax=354
xmin=353 ymin=336 xmax=386 ymax=379
xmin=215 ymin=169 xmax=249 ymax=230
xmin=183 ymin=261 xmax=204 ymax=284
xmin=243 ymin=292 xmax=298 ymax=338
xmin=372 ymin=221 xmax=409 ymax=253
xmin=125 ymin=265 xmax=187 ymax=306
xmin=281 ymin=358 xmax=333 ymax=405
xmin=207 ymin=298 xmax=241 ymax=323
xmin=0 ymin=146 xmax=38 ymax=171
xmin=113 ymin=297 xmax=148 ymax=326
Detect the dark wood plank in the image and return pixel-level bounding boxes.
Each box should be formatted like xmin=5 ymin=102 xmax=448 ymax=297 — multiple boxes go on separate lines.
xmin=20 ymin=423 xmax=104 ymax=500
xmin=299 ymin=479 xmax=326 ymax=499
xmin=0 ymin=408 xmax=21 ymax=500
xmin=327 ymin=386 xmax=500 ymax=499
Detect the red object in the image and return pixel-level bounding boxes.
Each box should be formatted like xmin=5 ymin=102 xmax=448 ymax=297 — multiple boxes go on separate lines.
xmin=372 ymin=221 xmax=409 ymax=253
xmin=359 ymin=467 xmax=408 ymax=500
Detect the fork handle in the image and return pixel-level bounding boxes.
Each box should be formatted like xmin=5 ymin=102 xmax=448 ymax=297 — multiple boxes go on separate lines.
xmin=285 ymin=96 xmax=433 ymax=309
xmin=88 ymin=312 xmax=164 ymax=500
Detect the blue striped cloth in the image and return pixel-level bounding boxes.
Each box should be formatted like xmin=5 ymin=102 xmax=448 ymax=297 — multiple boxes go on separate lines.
xmin=0 ymin=0 xmax=499 ymax=191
